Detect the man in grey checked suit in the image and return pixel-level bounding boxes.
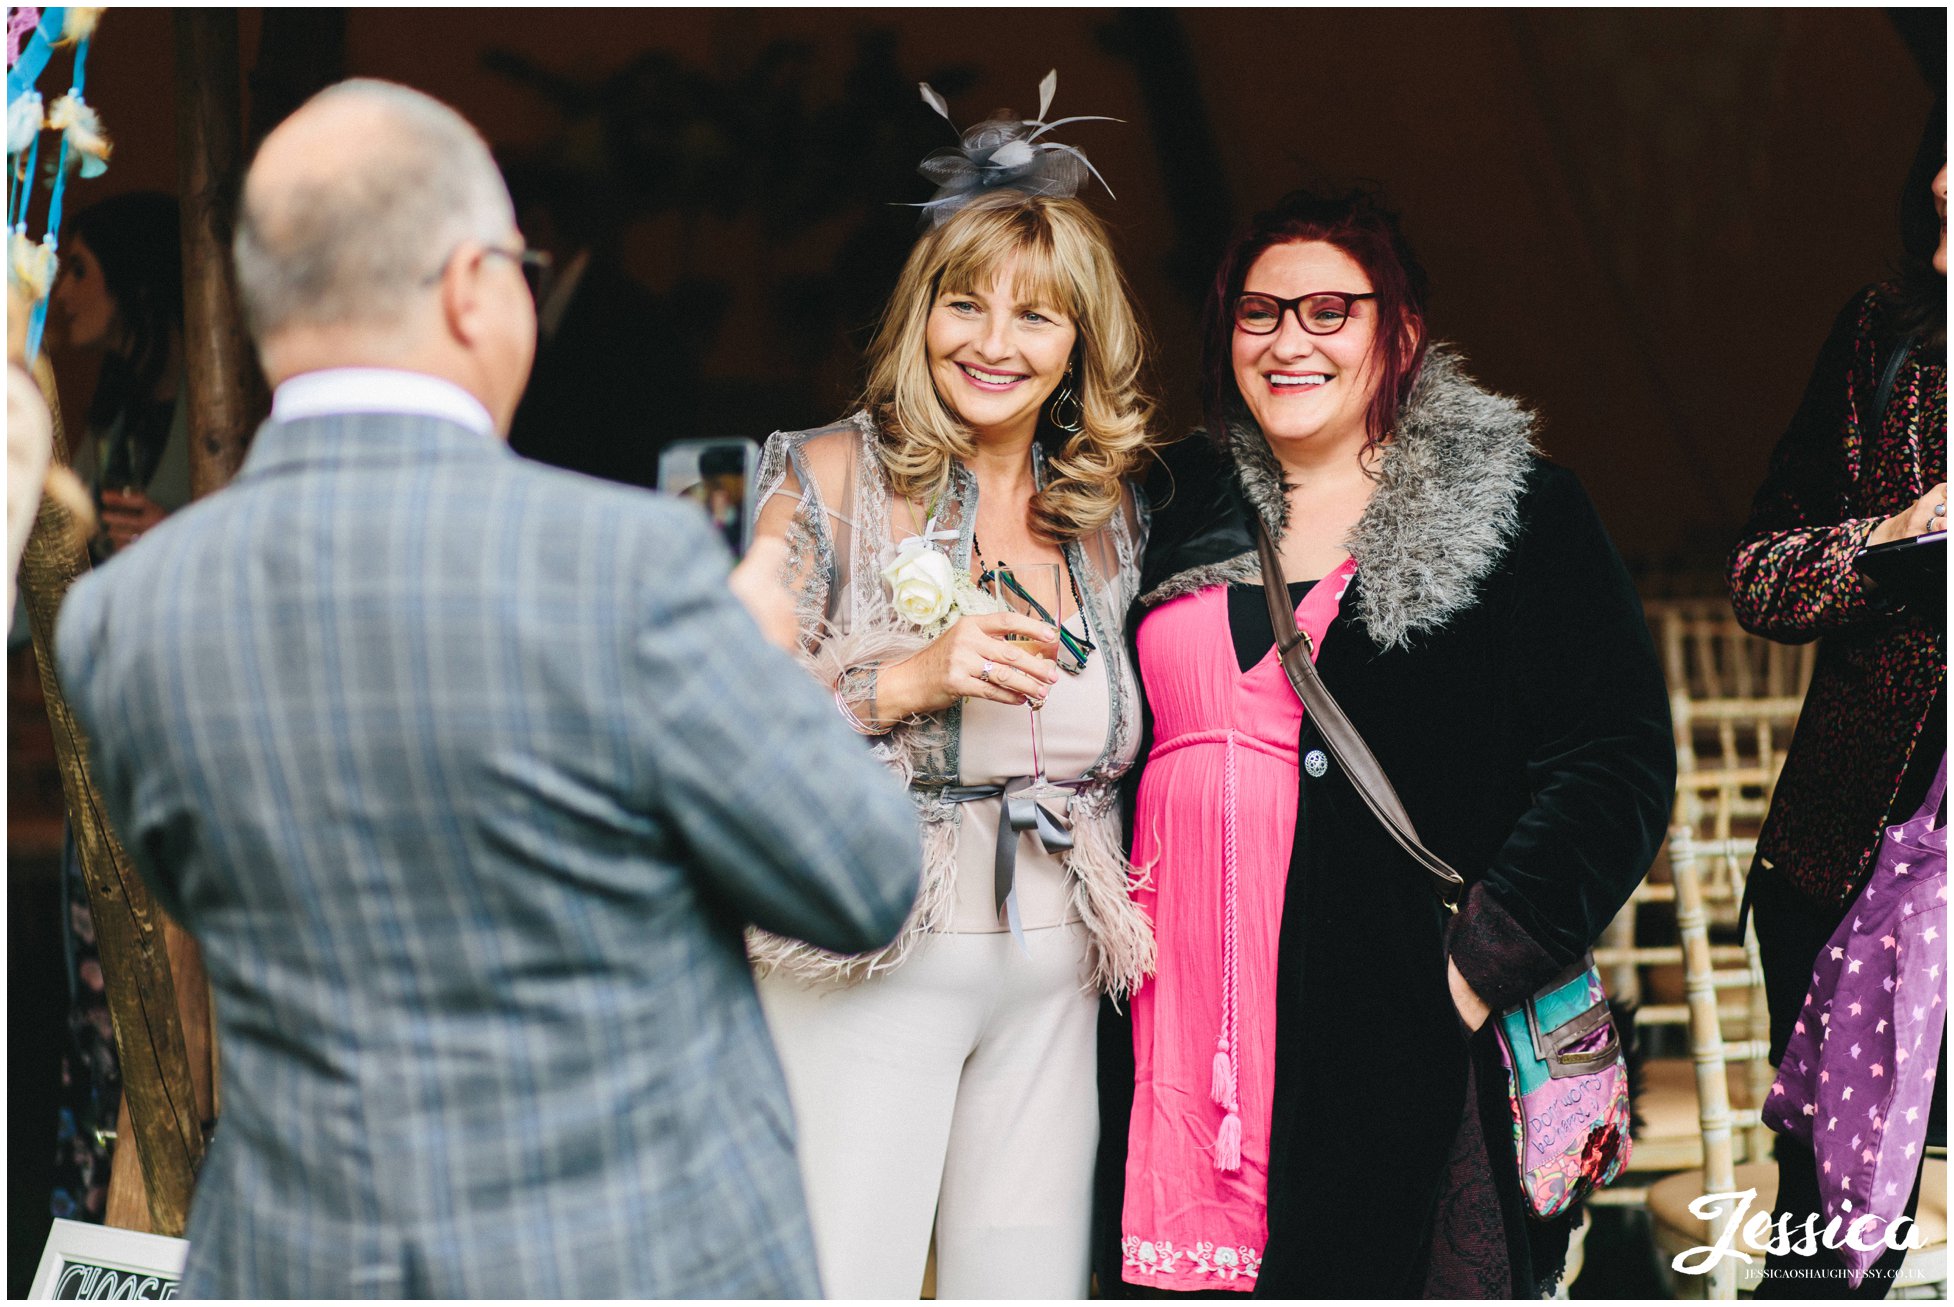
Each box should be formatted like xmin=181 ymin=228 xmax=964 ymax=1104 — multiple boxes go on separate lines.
xmin=55 ymin=80 xmax=921 ymax=1298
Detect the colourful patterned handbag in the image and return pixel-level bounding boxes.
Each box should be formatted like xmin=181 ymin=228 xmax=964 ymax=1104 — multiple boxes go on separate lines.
xmin=1490 ymin=957 xmax=1633 ymax=1218
xmin=1255 ymin=523 xmax=1632 ymax=1222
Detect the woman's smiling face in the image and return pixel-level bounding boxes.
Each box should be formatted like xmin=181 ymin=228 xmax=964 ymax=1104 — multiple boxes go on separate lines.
xmin=926 ymin=254 xmax=1077 ymax=443
xmin=1231 ymin=239 xmax=1383 ymax=457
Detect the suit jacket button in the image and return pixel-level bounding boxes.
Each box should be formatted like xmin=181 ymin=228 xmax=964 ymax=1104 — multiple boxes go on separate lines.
xmin=1304 ymin=749 xmax=1329 ymax=778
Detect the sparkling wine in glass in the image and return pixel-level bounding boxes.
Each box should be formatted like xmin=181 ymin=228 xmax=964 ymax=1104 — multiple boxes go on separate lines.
xmin=991 ymin=562 xmax=1067 ymax=797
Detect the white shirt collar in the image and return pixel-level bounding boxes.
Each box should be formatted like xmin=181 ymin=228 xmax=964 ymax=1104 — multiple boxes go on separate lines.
xmin=271 ymin=368 xmax=496 ymax=438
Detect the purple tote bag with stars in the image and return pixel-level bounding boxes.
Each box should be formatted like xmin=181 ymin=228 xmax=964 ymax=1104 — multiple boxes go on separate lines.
xmin=1764 ymin=755 xmax=1946 ymax=1287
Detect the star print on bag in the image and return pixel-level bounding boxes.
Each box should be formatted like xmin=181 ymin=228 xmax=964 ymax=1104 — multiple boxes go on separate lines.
xmin=1758 ymin=757 xmax=1945 ymax=1290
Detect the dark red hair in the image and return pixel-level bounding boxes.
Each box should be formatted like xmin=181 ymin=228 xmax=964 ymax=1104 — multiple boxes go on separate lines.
xmin=1200 ymin=187 xmax=1431 ymax=457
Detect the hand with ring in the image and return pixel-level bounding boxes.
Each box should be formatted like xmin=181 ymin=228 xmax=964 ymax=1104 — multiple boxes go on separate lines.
xmin=874 ymin=611 xmax=1060 ymax=718
xmin=1868 ymin=481 xmax=1950 ymax=549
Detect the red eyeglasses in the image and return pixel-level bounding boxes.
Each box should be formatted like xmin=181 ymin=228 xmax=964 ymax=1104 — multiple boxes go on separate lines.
xmin=1232 ymin=291 xmax=1376 ymax=336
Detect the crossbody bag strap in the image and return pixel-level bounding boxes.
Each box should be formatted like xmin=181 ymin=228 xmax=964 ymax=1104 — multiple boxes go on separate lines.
xmin=1254 ymin=520 xmax=1465 ymax=910
xmin=1868 ymin=331 xmax=1919 ymax=440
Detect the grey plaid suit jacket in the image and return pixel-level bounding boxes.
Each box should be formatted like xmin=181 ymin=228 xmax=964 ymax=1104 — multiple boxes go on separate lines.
xmin=56 ymin=411 xmax=923 ymax=1299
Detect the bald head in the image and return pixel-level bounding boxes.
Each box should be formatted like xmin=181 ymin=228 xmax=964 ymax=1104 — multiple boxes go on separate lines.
xmin=234 ymin=80 xmax=515 ymax=346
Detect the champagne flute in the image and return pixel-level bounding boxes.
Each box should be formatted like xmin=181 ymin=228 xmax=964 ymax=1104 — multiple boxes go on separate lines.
xmin=991 ymin=562 xmax=1068 ymax=798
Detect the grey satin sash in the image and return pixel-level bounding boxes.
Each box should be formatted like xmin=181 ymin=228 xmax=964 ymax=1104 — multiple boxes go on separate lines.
xmin=942 ymin=776 xmax=1083 ymax=950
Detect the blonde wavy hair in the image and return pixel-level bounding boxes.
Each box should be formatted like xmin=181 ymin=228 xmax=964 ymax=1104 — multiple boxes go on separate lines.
xmin=860 ymin=190 xmax=1156 ymax=543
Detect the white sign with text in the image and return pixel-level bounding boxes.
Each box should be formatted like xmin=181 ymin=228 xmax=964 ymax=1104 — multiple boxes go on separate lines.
xmin=28 ymin=1219 xmax=188 ymax=1300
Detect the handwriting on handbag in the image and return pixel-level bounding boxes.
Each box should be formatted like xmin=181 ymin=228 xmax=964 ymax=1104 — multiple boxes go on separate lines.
xmin=1671 ymin=1189 xmax=1925 ymax=1275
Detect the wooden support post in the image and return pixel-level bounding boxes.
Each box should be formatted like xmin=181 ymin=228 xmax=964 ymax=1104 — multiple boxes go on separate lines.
xmin=173 ymin=8 xmax=265 ymax=498
xmin=83 ymin=9 xmax=270 ymax=1233
xmin=18 ymin=363 xmax=206 ymax=1238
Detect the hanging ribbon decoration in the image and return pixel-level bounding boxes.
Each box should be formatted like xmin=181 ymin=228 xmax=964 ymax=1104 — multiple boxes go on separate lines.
xmin=6 ymin=7 xmax=61 ymax=97
xmin=8 ymin=6 xmax=110 ymax=362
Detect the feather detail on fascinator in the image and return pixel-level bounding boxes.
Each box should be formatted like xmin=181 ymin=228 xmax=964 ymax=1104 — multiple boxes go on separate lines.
xmin=912 ymin=69 xmax=1117 ymax=226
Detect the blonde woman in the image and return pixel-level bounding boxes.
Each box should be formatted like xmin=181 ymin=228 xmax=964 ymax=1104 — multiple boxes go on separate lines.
xmin=749 ymin=85 xmax=1156 ymax=1298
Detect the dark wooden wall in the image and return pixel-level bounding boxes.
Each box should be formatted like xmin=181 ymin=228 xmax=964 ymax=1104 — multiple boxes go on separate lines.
xmin=46 ymin=7 xmax=1946 ymax=567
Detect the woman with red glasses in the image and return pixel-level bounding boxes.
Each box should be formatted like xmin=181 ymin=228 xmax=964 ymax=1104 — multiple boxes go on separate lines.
xmin=1091 ymin=188 xmax=1674 ymax=1298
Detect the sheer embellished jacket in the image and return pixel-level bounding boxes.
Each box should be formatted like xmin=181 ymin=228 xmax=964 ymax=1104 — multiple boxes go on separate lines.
xmin=745 ymin=413 xmax=1156 ymax=995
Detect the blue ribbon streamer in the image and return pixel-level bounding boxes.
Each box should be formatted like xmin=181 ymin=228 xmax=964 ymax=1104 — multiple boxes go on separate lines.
xmin=12 ymin=126 xmax=40 ymax=229
xmin=5 ymin=8 xmax=66 ymax=106
xmin=43 ymin=35 xmax=88 ymax=239
xmin=26 ymin=284 xmax=48 ymax=358
xmin=12 ymin=12 xmax=91 ymax=362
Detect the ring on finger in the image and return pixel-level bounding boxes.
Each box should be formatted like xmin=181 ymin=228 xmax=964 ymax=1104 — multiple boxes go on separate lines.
xmin=1935 ymin=502 xmax=1946 ymax=518
xmin=977 ymin=659 xmax=996 ymax=684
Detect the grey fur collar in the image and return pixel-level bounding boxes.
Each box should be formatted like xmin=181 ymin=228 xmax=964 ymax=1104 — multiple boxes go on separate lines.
xmin=1139 ymin=554 xmax=1263 ymax=609
xmin=1145 ymin=347 xmax=1539 ymax=650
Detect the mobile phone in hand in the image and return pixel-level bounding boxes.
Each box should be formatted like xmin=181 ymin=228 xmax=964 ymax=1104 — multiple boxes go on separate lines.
xmin=657 ymin=438 xmax=760 ymax=558
xmin=1854 ymin=529 xmax=1945 ymax=608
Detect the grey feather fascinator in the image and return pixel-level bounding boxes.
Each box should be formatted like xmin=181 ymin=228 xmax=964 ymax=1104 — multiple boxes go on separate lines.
xmin=912 ymin=70 xmax=1117 ymax=227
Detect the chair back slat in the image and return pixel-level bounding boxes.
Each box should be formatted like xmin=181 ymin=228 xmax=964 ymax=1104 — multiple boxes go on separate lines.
xmin=1667 ymin=772 xmax=1777 ymax=1300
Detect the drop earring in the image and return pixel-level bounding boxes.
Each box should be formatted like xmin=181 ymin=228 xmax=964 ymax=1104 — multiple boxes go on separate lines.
xmin=1048 ymin=370 xmax=1083 ymax=434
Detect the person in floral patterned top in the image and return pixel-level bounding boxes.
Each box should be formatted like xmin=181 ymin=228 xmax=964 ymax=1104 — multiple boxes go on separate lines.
xmin=1729 ymin=105 xmax=1946 ymax=1299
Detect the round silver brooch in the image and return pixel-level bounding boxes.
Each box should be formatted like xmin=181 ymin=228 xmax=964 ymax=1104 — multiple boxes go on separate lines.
xmin=1304 ymin=749 xmax=1329 ymax=778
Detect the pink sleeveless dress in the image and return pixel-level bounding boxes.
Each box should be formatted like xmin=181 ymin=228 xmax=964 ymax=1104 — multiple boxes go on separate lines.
xmin=1119 ymin=559 xmax=1356 ymax=1293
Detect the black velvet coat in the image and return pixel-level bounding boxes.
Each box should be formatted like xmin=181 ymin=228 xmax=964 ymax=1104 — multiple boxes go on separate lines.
xmin=1093 ymin=352 xmax=1675 ymax=1299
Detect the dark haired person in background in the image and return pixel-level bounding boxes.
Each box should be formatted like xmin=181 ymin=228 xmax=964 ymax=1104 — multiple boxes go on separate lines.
xmin=1729 ymin=102 xmax=1946 ymax=1299
xmin=45 ymin=191 xmax=187 ymax=556
xmin=1094 ymin=188 xmax=1673 ymax=1298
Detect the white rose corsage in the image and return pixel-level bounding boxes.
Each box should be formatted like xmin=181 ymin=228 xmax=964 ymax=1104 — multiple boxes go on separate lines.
xmin=881 ymin=532 xmax=1004 ymax=637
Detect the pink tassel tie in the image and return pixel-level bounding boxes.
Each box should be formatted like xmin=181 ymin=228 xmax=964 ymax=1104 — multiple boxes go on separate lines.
xmin=1204 ymin=567 xmax=1344 ymax=1176
xmin=1215 ymin=1112 xmax=1243 ymax=1172
xmin=1211 ymin=732 xmax=1244 ymax=1172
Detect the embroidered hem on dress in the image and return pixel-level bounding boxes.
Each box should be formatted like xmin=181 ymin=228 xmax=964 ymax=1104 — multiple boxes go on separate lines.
xmin=1121 ymin=1233 xmax=1262 ymax=1285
